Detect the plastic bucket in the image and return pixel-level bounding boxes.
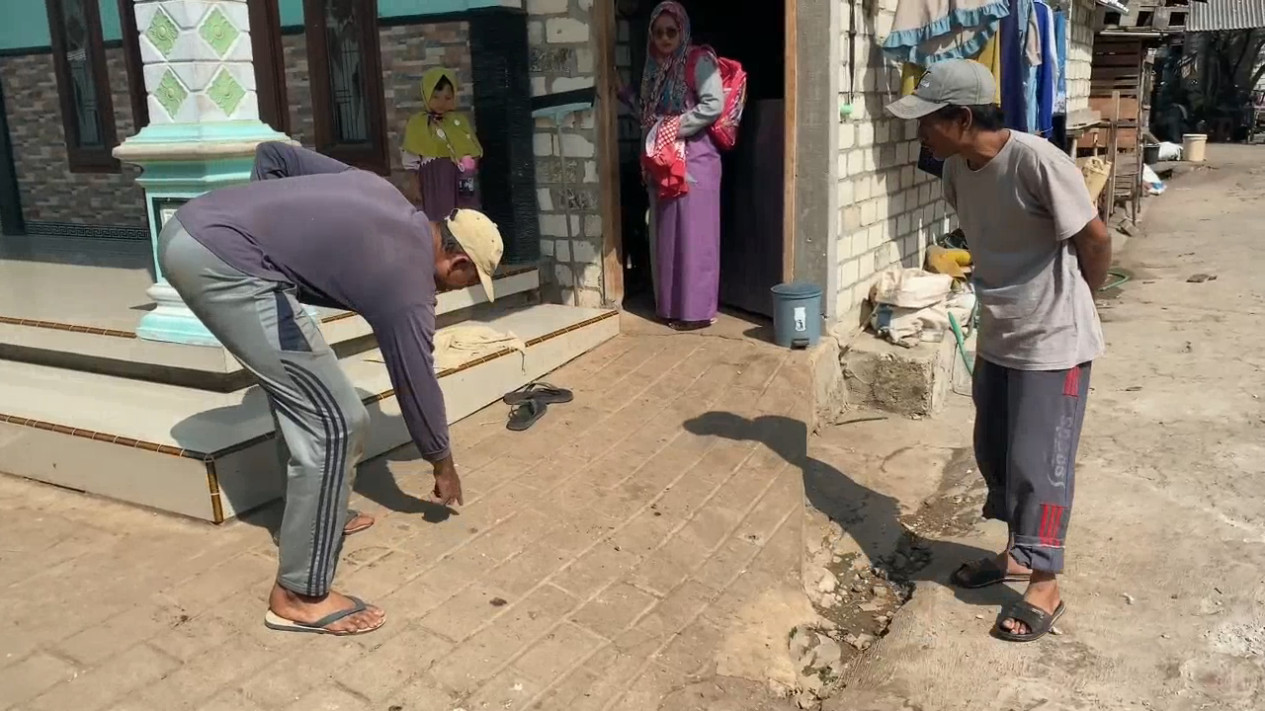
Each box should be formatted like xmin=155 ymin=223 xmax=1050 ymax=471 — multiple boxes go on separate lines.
xmin=1182 ymin=133 xmax=1207 ymax=163
xmin=770 ymin=282 xmax=822 ymax=349
xmin=1143 ymin=143 xmax=1160 ymax=164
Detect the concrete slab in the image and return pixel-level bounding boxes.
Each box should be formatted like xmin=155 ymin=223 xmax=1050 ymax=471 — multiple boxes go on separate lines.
xmin=841 ymin=334 xmax=959 ymax=418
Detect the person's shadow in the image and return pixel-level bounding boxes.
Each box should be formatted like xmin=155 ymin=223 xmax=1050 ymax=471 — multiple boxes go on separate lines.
xmin=683 ymin=411 xmax=1020 ymax=608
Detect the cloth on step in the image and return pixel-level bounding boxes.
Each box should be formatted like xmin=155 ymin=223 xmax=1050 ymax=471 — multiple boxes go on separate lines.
xmin=432 ymin=325 xmax=526 ymax=372
xmin=881 ymin=0 xmax=1011 ymax=65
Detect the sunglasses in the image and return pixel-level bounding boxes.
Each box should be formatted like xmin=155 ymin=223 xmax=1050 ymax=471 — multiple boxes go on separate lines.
xmin=653 ymin=26 xmax=679 ymax=40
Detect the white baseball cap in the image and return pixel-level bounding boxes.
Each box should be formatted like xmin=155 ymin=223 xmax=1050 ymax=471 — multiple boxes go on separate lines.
xmin=445 ymin=209 xmax=504 ymax=301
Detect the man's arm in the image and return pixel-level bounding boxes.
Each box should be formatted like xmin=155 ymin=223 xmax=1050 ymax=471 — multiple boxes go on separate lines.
xmin=1033 ymin=150 xmax=1110 ymax=289
xmin=251 ymin=141 xmax=353 ymax=182
xmin=1071 ymin=216 xmax=1112 ymax=292
xmin=373 ymin=308 xmax=463 ymax=506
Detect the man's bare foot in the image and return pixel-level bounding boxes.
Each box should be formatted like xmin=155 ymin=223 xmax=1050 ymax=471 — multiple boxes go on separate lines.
xmin=267 ymin=583 xmax=385 ymax=634
xmin=1000 ymin=572 xmax=1060 ymax=636
xmin=995 ymin=551 xmax=1033 ymax=577
xmin=343 ymin=511 xmax=375 ymax=536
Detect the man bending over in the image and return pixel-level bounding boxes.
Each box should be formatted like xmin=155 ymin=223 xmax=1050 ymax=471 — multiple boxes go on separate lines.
xmin=161 ymin=142 xmax=504 ymax=636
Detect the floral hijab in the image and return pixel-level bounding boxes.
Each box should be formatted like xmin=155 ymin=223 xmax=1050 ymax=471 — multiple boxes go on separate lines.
xmin=638 ymin=1 xmax=693 ymax=129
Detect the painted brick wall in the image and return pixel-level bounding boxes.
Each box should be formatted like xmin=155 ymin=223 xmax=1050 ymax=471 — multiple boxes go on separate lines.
xmin=526 ymin=0 xmax=605 ymax=308
xmin=281 ymin=22 xmax=473 ymax=195
xmin=1066 ymin=0 xmax=1095 ymax=113
xmin=832 ymin=0 xmax=1098 ymax=325
xmin=0 ymin=48 xmax=146 ymax=227
xmin=833 ymin=0 xmax=954 ymax=326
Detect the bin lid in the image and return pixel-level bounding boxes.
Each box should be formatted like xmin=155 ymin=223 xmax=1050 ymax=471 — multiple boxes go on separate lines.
xmin=770 ymin=282 xmax=822 ymax=299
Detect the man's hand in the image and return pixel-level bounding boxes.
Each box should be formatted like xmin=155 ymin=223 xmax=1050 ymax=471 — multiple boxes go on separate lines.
xmin=431 ymin=455 xmax=464 ymax=507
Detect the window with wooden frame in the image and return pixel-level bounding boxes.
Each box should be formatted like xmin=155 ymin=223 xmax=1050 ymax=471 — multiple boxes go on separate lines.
xmin=46 ymin=0 xmax=119 ymax=172
xmin=248 ymin=0 xmax=290 ymax=133
xmin=117 ymin=0 xmax=151 ymax=132
xmin=302 ymin=0 xmax=389 ymax=174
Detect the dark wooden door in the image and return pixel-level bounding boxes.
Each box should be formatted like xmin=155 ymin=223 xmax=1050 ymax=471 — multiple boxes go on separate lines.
xmin=719 ymin=99 xmax=784 ymax=317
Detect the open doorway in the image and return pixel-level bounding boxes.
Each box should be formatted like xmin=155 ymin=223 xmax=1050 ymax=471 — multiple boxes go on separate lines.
xmin=611 ymin=0 xmax=788 ymax=318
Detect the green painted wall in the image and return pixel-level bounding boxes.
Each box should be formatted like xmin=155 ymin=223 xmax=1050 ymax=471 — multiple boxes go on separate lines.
xmin=0 ymin=0 xmax=510 ymax=52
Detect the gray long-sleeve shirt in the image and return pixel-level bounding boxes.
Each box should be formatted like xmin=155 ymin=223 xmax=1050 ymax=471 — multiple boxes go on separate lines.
xmin=175 ymin=142 xmax=452 ymax=462
xmin=678 ymin=54 xmax=724 ymax=138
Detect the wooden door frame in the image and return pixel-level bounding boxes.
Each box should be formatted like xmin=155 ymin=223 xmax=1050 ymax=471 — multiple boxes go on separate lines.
xmin=594 ymin=0 xmax=799 ymax=308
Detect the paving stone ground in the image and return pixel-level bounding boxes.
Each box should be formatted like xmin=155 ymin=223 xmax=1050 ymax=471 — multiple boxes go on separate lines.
xmin=0 ymin=325 xmax=812 ymax=711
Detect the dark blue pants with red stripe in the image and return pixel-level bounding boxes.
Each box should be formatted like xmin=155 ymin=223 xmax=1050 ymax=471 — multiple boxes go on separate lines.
xmin=972 ymin=358 xmax=1092 ymax=574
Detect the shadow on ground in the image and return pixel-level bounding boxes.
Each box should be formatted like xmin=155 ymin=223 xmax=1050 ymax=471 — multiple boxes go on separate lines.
xmin=684 ymin=411 xmax=1019 ymax=609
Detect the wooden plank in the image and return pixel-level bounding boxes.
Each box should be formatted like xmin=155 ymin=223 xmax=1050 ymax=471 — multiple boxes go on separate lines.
xmin=1090 ymin=96 xmax=1140 ymax=121
xmin=594 ymin=0 xmax=624 ymax=307
xmin=1106 ymin=91 xmax=1121 ymax=215
xmin=782 ymin=0 xmax=797 ymax=284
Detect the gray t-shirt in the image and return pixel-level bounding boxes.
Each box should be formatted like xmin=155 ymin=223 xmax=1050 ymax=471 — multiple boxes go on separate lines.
xmin=943 ymin=130 xmax=1104 ymax=370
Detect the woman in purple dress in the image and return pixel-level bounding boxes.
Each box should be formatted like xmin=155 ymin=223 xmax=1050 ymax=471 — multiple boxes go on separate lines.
xmin=637 ymin=1 xmax=724 ymax=331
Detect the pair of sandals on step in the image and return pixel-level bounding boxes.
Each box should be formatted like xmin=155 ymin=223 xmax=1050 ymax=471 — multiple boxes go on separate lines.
xmin=503 ymin=382 xmax=573 ymax=431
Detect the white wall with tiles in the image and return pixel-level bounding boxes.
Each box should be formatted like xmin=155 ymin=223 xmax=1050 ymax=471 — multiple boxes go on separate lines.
xmin=830 ymin=0 xmax=1097 ymax=327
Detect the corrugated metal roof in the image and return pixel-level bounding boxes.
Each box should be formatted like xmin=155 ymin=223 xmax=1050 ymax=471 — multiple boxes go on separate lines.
xmin=1188 ymin=0 xmax=1265 ymax=32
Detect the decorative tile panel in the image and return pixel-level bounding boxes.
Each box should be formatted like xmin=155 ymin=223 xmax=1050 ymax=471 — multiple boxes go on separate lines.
xmin=154 ymin=69 xmax=189 ymax=118
xmin=145 ymin=9 xmax=180 ymax=58
xmin=206 ymin=69 xmax=245 ymax=116
xmin=198 ymin=8 xmax=240 ymax=58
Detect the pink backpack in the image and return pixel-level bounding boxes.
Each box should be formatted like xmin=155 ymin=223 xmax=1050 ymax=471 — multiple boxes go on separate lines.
xmin=686 ymin=46 xmax=747 ymax=151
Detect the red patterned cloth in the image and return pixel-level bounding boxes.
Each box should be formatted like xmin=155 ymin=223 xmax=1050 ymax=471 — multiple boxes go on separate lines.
xmin=642 ymin=116 xmax=688 ymax=200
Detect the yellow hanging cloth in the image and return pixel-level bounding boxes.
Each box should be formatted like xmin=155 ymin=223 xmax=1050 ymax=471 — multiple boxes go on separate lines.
xmin=899 ymin=33 xmax=1001 ymax=105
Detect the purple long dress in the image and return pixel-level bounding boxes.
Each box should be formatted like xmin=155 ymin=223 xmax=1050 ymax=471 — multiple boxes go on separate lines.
xmin=416 ymin=159 xmax=479 ymax=218
xmin=652 ymin=129 xmax=722 ymax=323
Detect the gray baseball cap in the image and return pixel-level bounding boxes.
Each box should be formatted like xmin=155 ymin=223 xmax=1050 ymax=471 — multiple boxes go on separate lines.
xmin=885 ymin=59 xmax=997 ymax=120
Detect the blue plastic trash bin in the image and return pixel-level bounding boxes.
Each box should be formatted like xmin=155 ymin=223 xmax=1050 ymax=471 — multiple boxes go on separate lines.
xmin=770 ymin=282 xmax=823 ymax=349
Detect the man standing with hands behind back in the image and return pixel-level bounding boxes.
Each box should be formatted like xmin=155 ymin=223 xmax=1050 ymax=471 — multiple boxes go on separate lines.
xmin=887 ymin=60 xmax=1112 ymax=642
xmin=160 ymin=141 xmax=504 ymax=636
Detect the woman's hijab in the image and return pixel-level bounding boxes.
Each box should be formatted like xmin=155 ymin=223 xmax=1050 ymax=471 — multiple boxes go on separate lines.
xmin=402 ymin=67 xmax=483 ymax=160
xmin=638 ymin=1 xmax=692 ymax=129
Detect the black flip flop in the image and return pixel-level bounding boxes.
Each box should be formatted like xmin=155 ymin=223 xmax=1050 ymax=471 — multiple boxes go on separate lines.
xmin=669 ymin=319 xmax=714 ymax=332
xmin=503 ymin=382 xmax=574 ymax=406
xmin=993 ymin=600 xmax=1066 ymax=643
xmin=507 ymin=399 xmax=548 ymax=431
xmin=951 ymin=558 xmax=1032 ymax=589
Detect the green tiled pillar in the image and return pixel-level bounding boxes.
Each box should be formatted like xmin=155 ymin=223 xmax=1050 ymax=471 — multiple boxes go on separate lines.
xmin=116 ymin=0 xmax=289 ymax=346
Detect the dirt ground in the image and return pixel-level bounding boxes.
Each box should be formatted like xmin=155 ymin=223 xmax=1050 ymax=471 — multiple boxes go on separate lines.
xmin=811 ymin=144 xmax=1265 ymax=710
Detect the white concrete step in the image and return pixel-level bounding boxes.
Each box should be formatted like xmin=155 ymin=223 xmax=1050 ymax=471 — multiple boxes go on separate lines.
xmin=0 ymin=266 xmax=542 ymax=388
xmin=0 ymin=303 xmax=618 ymax=522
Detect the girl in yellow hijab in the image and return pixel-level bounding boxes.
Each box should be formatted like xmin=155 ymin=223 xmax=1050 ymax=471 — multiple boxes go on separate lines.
xmin=402 ymin=67 xmax=484 ymax=217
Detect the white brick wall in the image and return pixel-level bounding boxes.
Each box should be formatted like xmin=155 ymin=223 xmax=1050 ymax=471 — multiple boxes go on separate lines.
xmin=1066 ymin=0 xmax=1095 ymax=113
xmin=832 ymin=0 xmax=954 ymax=325
xmin=527 ymin=0 xmax=605 ymax=307
xmin=830 ymin=0 xmax=1097 ymax=324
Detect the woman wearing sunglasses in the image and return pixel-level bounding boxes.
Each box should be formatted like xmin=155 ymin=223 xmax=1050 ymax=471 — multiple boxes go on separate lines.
xmin=631 ymin=1 xmax=725 ymax=331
